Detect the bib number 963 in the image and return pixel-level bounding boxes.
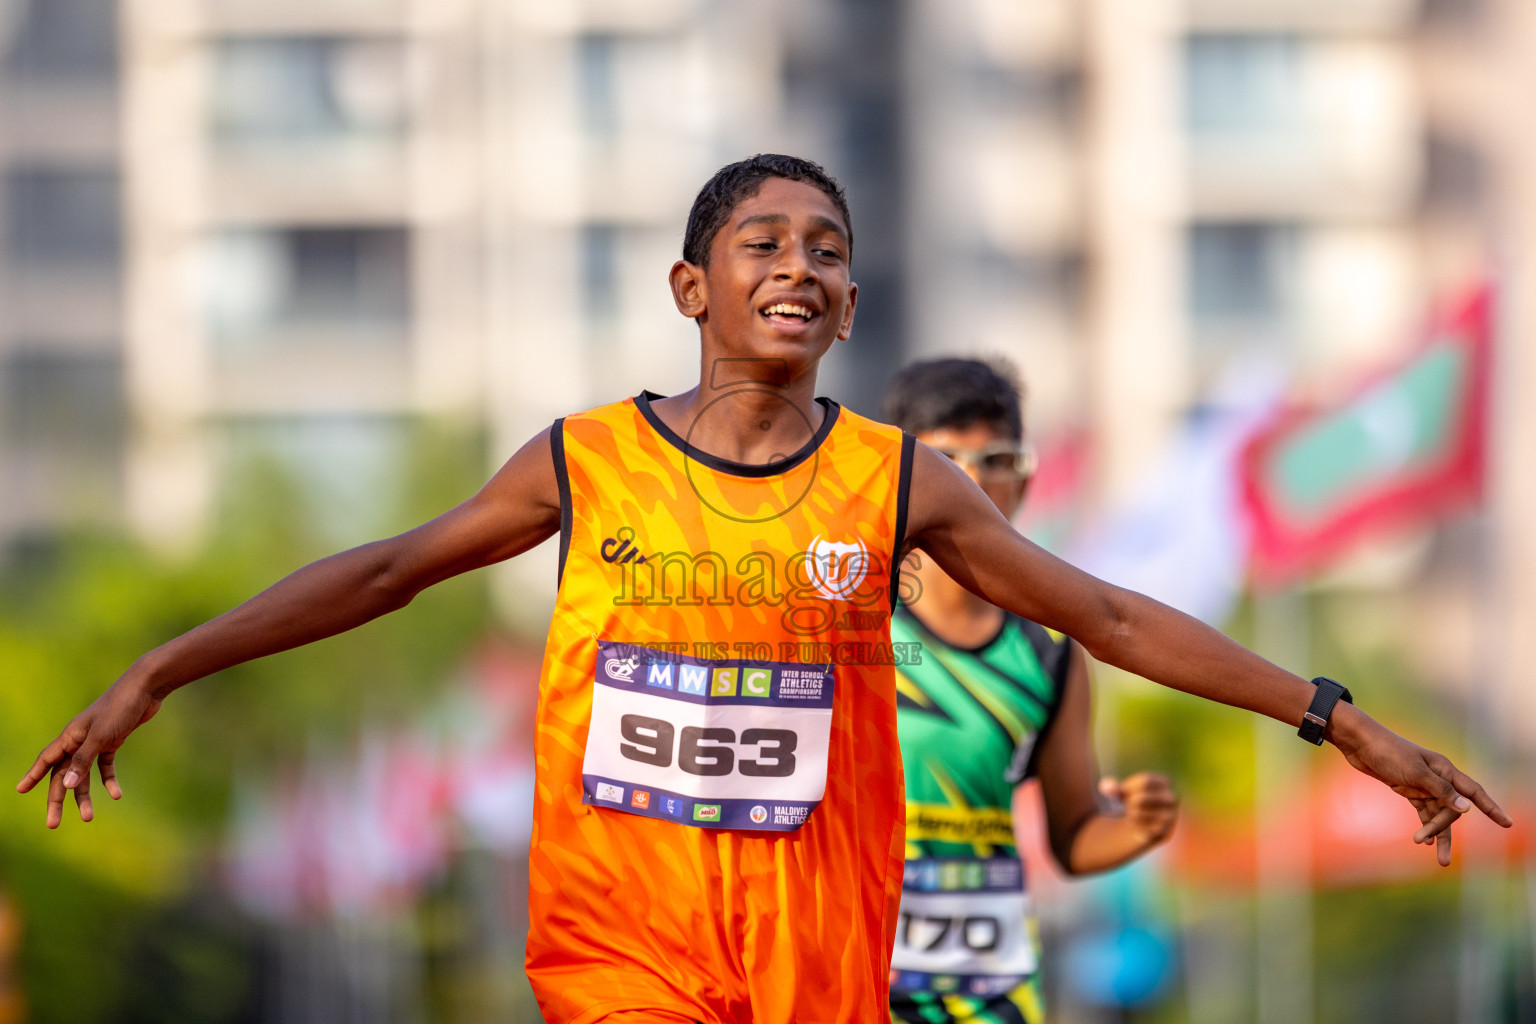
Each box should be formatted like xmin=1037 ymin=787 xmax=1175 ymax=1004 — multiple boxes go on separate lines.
xmin=620 ymin=714 xmax=797 ymax=778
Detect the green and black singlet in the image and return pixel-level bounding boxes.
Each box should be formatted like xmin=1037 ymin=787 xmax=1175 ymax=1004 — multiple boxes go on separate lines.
xmin=889 ymin=603 xmax=1070 ymax=1024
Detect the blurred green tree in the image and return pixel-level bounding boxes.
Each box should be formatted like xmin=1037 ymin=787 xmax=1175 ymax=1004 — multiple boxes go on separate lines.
xmin=0 ymin=422 xmax=493 ymax=1024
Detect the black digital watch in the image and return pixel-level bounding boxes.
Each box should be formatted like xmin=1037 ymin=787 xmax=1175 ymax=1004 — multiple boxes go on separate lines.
xmin=1298 ymin=676 xmax=1353 ymax=745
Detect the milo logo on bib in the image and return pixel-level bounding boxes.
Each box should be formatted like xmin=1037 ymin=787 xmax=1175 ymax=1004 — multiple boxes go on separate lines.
xmin=581 ymin=640 xmax=834 ymax=831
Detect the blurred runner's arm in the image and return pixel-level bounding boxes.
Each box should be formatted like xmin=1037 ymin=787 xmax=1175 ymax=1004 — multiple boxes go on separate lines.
xmin=904 ymin=441 xmax=1511 ymax=858
xmin=17 ymin=428 xmax=563 ymax=828
xmin=1031 ymin=641 xmax=1177 ymax=875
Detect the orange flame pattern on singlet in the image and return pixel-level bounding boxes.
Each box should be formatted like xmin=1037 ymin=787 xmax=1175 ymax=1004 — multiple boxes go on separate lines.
xmin=526 ymin=394 xmax=911 ymax=1024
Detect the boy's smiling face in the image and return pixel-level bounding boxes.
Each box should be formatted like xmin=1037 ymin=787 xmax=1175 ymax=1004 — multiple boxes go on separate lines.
xmin=670 ymin=176 xmax=857 ymax=378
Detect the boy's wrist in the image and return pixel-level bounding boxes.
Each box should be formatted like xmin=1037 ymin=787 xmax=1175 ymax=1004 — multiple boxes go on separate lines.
xmin=1324 ymin=699 xmax=1367 ymax=752
xmin=128 ymin=651 xmax=177 ymax=702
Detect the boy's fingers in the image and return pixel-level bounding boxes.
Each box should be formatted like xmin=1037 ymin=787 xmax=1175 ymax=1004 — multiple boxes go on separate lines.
xmin=1413 ymin=802 xmax=1461 ymax=843
xmin=1411 ymin=758 xmax=1470 ymax=819
xmin=17 ymin=738 xmax=69 ymax=793
xmin=1121 ymin=773 xmax=1174 ymax=801
xmin=1442 ymin=765 xmax=1511 ymax=827
xmin=46 ymin=763 xmax=67 ymax=830
xmin=72 ymin=773 xmax=94 ymax=823
xmin=1408 ymin=800 xmax=1444 ymax=853
xmin=99 ymin=753 xmax=122 ymax=800
xmin=62 ymin=735 xmax=105 ymax=792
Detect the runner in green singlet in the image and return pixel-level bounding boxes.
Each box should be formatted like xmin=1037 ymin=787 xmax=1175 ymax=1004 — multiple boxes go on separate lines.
xmin=885 ymin=358 xmax=1179 ymax=1024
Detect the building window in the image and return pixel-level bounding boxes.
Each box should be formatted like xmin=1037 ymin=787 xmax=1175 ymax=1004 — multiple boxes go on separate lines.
xmin=3 ymin=167 xmax=121 ymax=269
xmin=211 ymin=37 xmax=410 ymax=147
xmin=1188 ymin=222 xmax=1298 ymax=324
xmin=1422 ymin=133 xmax=1488 ymax=213
xmin=1184 ymin=34 xmax=1302 ymax=137
xmin=580 ymin=224 xmax=619 ymax=325
xmin=575 ymin=34 xmax=618 ymax=142
xmin=2 ymin=349 xmax=124 ymax=453
xmin=2 ymin=0 xmax=118 ymax=81
xmin=204 ymin=227 xmax=411 ymax=343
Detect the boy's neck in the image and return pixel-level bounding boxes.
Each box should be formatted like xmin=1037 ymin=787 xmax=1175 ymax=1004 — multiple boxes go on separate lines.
xmin=647 ymin=358 xmax=826 ymax=465
xmin=903 ymin=555 xmax=1006 ymax=649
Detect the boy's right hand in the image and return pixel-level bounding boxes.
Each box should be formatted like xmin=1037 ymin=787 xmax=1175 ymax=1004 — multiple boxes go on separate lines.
xmin=1099 ymin=772 xmax=1179 ymax=847
xmin=15 ymin=673 xmax=163 ymax=828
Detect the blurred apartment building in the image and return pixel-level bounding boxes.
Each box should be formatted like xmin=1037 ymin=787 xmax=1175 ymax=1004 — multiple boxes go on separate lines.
xmin=0 ymin=0 xmax=126 ymax=544
xmin=1089 ymin=0 xmax=1535 ymax=743
xmin=898 ymin=0 xmax=1089 ymax=436
xmin=895 ymin=0 xmax=1443 ymax=476
xmin=894 ymin=0 xmax=1536 ymax=742
xmin=113 ymin=0 xmax=912 ymax=625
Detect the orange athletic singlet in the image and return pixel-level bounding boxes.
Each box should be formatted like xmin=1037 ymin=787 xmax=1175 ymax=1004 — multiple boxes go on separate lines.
xmin=526 ymin=391 xmax=916 ymax=1024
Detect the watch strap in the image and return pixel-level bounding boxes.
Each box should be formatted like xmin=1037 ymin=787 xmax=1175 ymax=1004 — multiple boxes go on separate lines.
xmin=1297 ymin=676 xmax=1353 ymax=745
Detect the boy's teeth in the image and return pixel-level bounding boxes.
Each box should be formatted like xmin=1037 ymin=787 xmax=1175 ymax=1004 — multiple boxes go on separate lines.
xmin=765 ymin=303 xmax=813 ymax=318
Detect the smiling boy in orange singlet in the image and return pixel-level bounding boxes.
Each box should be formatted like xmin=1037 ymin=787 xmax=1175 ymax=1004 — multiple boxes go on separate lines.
xmin=21 ymin=155 xmax=1511 ymax=1024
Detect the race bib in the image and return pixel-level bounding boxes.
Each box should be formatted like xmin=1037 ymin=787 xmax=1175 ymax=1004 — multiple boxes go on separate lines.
xmin=889 ymin=857 xmax=1037 ymax=996
xmin=581 ymin=640 xmax=834 ymax=831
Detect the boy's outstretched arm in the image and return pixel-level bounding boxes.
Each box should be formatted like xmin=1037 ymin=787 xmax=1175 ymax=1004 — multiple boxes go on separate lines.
xmin=18 ymin=428 xmax=563 ymax=828
xmin=906 ymin=442 xmax=1511 ymax=863
xmin=1030 ymin=642 xmax=1177 ymax=875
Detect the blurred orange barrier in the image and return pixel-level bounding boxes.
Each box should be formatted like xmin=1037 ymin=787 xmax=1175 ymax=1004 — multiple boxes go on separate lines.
xmin=1167 ymin=758 xmax=1530 ymax=889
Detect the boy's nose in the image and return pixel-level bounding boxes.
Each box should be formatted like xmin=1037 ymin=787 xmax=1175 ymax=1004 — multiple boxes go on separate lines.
xmin=774 ymin=250 xmax=817 ymax=284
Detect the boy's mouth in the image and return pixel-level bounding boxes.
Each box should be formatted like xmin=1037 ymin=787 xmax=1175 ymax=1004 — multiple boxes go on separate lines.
xmin=761 ymin=302 xmax=818 ymax=326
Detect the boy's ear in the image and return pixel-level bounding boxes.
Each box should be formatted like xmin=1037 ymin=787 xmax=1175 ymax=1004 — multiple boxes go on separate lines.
xmin=670 ymin=260 xmax=707 ymax=319
xmin=836 ymin=281 xmax=858 ymax=341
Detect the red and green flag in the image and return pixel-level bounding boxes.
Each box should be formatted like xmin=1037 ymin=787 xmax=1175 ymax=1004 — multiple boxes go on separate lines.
xmin=1241 ymin=285 xmax=1493 ymax=588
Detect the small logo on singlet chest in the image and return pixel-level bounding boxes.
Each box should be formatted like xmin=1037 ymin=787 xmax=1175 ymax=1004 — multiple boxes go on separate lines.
xmin=600 ymin=526 xmax=650 ymax=565
xmin=804 ymin=535 xmax=870 ymax=601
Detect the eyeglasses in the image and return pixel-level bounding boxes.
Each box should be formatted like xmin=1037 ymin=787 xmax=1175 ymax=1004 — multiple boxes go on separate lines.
xmin=931 ymin=443 xmax=1037 ymax=480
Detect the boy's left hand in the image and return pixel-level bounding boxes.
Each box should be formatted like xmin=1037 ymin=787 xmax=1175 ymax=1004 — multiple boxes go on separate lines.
xmin=1099 ymin=772 xmax=1178 ymax=847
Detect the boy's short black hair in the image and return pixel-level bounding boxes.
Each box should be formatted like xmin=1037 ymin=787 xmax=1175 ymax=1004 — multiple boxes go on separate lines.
xmin=882 ymin=358 xmax=1024 ymax=441
xmin=683 ymin=154 xmax=853 ymax=268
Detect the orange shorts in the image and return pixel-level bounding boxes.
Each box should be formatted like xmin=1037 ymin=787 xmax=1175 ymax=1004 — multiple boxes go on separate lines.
xmin=595 ymin=1013 xmax=700 ymax=1024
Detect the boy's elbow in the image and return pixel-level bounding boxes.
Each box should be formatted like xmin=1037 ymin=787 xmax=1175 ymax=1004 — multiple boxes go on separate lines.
xmin=359 ymin=541 xmax=425 ymax=613
xmin=1078 ymin=587 xmax=1137 ymax=663
xmin=1052 ymin=847 xmax=1083 ymax=876
xmin=1046 ymin=826 xmax=1083 ymax=876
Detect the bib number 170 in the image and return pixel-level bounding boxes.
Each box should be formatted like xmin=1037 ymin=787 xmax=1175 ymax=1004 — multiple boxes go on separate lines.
xmin=619 ymin=714 xmax=797 ymax=778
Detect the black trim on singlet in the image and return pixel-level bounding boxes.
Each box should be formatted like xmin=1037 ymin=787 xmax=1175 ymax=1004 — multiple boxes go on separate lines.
xmin=900 ymin=601 xmax=1009 ymax=656
xmin=550 ymin=418 xmax=572 ymax=584
xmin=889 ymin=431 xmax=917 ymax=612
xmin=1017 ymin=619 xmax=1073 ymax=782
xmin=634 ymin=390 xmax=840 ymax=478
xmin=893 ymin=688 xmax=957 ymax=722
xmin=895 ymin=605 xmax=1032 ymax=751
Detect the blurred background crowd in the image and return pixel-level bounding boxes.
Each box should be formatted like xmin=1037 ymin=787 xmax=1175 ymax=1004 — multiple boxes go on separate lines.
xmin=1 ymin=0 xmax=1534 ymax=1021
